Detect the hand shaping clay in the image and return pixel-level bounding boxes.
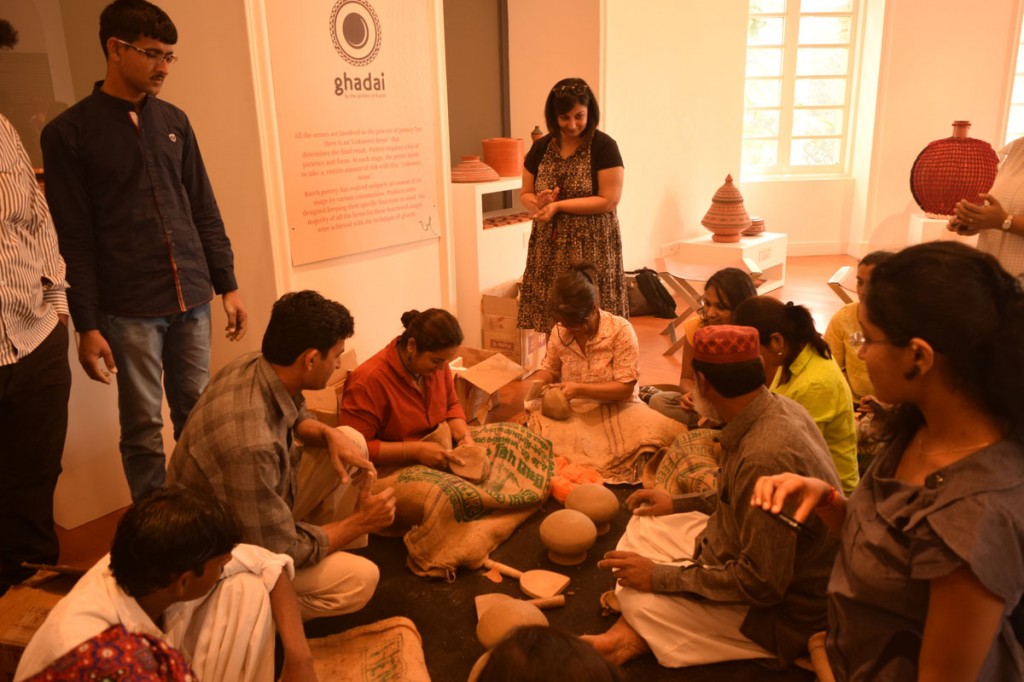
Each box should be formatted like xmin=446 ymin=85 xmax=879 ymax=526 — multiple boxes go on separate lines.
xmin=420 ymin=421 xmax=453 ymax=449
xmin=541 ymin=387 xmax=572 ymax=420
xmin=539 ymin=509 xmax=597 ymax=565
xmin=450 ymin=443 xmax=490 ymax=483
xmin=525 ymin=379 xmax=545 ymax=401
xmin=476 ymin=599 xmax=548 ymax=649
xmin=565 ymin=483 xmax=620 ymax=535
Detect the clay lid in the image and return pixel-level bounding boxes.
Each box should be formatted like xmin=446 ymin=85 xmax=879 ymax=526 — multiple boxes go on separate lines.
xmin=710 ymin=174 xmax=745 ymax=204
xmin=701 ymin=174 xmax=751 ymax=235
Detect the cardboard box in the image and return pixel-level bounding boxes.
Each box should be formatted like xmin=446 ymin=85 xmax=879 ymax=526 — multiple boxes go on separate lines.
xmin=302 ymin=348 xmax=359 ymax=427
xmin=480 ymin=281 xmax=547 ymax=371
xmin=450 ymin=347 xmax=525 ymax=424
xmin=0 ymin=575 xmax=73 ymax=682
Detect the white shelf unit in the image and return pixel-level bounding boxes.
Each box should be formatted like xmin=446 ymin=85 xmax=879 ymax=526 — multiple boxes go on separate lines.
xmin=450 ymin=177 xmax=532 ymax=346
xmin=659 ymin=231 xmax=788 ymax=294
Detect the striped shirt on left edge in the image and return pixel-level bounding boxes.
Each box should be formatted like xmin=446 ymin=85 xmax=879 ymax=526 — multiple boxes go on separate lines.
xmin=0 ymin=114 xmax=68 ymax=366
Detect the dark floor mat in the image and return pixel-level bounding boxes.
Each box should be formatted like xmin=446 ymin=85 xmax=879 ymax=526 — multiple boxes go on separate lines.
xmin=302 ymin=485 xmax=815 ymax=681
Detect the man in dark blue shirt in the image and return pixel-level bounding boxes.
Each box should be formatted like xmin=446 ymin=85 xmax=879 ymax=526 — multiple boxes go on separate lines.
xmin=41 ymin=0 xmax=247 ymax=501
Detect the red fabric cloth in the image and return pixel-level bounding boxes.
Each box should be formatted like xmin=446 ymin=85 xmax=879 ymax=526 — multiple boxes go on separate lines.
xmin=339 ymin=338 xmax=465 ymax=457
xmin=23 ymin=624 xmax=195 ymax=681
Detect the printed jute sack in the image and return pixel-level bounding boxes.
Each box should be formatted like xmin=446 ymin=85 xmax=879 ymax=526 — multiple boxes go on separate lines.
xmin=308 ymin=616 xmax=430 ymax=682
xmin=641 ymin=427 xmax=721 ymax=495
xmin=374 ymin=422 xmax=554 ymax=580
xmin=527 ymin=400 xmax=688 ymax=484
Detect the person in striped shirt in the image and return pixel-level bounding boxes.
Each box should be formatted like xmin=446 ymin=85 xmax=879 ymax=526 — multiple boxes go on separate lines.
xmin=0 ymin=37 xmax=72 ymax=593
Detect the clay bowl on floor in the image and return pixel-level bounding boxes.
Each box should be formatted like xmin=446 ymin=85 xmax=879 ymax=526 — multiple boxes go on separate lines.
xmin=539 ymin=509 xmax=597 ymax=566
xmin=565 ymin=483 xmax=620 ymax=535
xmin=476 ymin=599 xmax=548 ymax=649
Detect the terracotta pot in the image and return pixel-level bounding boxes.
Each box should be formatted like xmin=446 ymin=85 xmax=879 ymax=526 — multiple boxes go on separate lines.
xmin=452 ymin=155 xmax=500 ymax=183
xmin=910 ymin=121 xmax=998 ymax=218
xmin=565 ymin=483 xmax=619 ymax=535
xmin=539 ymin=509 xmax=597 ymax=565
xmin=743 ymin=215 xmax=766 ymax=236
xmin=481 ymin=138 xmax=524 ymax=177
xmin=701 ymin=174 xmax=750 ymax=243
xmin=476 ymin=599 xmax=548 ymax=649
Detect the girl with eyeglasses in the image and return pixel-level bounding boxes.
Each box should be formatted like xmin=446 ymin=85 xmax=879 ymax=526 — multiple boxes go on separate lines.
xmin=529 ymin=263 xmax=638 ymax=403
xmin=823 ymin=251 xmax=892 ymax=402
xmin=517 ymin=78 xmax=627 ymax=334
xmin=752 ymin=242 xmax=1024 ymax=681
xmin=645 ymin=268 xmax=757 ymax=426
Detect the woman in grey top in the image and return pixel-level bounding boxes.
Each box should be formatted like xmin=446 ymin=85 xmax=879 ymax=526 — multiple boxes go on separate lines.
xmin=751 ymin=242 xmax=1024 ymax=681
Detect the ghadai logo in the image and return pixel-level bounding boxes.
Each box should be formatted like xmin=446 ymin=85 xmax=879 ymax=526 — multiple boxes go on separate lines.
xmin=330 ymin=0 xmax=385 ymax=97
xmin=330 ymin=0 xmax=381 ymax=66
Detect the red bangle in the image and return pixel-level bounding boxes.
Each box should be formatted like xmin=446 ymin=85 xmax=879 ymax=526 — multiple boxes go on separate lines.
xmin=815 ymin=485 xmax=839 ymax=510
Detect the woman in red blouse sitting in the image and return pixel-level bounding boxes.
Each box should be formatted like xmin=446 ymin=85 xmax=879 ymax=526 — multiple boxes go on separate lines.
xmin=340 ymin=309 xmax=474 ymax=468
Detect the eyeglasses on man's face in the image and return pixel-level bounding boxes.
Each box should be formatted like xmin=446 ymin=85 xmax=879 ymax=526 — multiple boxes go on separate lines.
xmin=115 ymin=38 xmax=178 ymax=65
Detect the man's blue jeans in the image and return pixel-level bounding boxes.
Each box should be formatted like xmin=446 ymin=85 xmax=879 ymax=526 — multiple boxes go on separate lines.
xmin=100 ymin=303 xmax=211 ymax=501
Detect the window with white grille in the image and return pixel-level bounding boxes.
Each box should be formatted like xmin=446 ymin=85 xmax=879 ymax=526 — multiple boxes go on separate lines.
xmin=742 ymin=0 xmax=859 ymax=176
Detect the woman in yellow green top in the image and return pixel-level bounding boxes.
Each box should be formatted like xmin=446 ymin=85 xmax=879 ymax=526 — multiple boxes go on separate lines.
xmin=734 ymin=297 xmax=859 ymax=494
xmin=823 ymin=251 xmax=892 ymax=400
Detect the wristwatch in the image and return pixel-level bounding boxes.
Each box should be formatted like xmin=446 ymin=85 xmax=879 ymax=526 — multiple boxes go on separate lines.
xmin=1002 ymin=214 xmax=1014 ymax=231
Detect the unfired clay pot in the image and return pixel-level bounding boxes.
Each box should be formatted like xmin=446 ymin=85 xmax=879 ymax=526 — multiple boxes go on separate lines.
xmin=476 ymin=599 xmax=548 ymax=649
xmin=565 ymin=483 xmax=619 ymax=535
xmin=420 ymin=421 xmax=452 ymax=450
xmin=539 ymin=509 xmax=597 ymax=565
xmin=541 ymin=387 xmax=571 ymax=420
xmin=450 ymin=443 xmax=490 ymax=483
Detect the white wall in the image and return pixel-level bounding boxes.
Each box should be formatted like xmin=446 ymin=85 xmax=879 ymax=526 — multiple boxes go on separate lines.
xmin=162 ymin=0 xmax=450 ymax=365
xmin=602 ymin=0 xmax=749 ymax=268
xmin=854 ymin=0 xmax=1020 ymax=253
xmin=507 ymin=0 xmax=600 ymax=148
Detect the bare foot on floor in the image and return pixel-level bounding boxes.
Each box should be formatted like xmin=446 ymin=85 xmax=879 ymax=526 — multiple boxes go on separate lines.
xmin=581 ymin=616 xmax=651 ymax=666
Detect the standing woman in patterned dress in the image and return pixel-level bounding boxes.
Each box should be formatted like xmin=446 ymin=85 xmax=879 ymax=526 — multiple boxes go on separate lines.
xmin=518 ymin=77 xmax=627 ymax=333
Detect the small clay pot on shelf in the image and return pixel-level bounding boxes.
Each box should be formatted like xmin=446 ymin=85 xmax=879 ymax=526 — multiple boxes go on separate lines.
xmin=452 ymin=155 xmax=500 ymax=183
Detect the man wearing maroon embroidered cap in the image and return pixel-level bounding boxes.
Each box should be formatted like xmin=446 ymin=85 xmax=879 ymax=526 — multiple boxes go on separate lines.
xmin=586 ymin=325 xmax=842 ymax=670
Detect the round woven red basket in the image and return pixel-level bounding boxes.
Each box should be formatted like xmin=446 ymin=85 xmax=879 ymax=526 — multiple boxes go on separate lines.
xmin=910 ymin=121 xmax=998 ymax=217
